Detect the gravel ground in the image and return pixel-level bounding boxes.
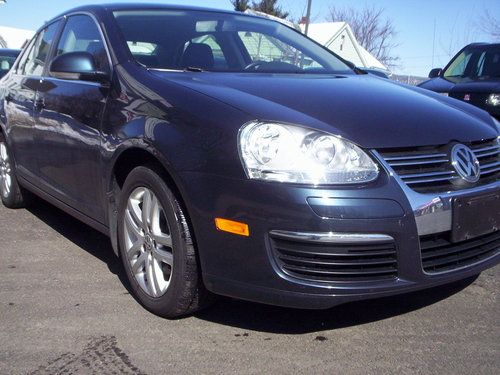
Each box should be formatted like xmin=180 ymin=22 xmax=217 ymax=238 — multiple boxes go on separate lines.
xmin=0 ymin=198 xmax=498 ymax=375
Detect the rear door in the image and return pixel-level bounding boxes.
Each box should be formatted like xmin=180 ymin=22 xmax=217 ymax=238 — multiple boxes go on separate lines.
xmin=34 ymin=14 xmax=111 ymax=222
xmin=3 ymin=22 xmax=60 ymax=180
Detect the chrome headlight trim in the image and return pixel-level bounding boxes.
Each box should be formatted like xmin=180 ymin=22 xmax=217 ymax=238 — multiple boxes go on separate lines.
xmin=238 ymin=121 xmax=379 ymax=185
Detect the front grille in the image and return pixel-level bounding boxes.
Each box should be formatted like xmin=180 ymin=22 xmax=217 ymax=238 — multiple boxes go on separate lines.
xmin=420 ymin=230 xmax=500 ymax=274
xmin=379 ymin=138 xmax=500 ymax=193
xmin=270 ymin=235 xmax=398 ymax=283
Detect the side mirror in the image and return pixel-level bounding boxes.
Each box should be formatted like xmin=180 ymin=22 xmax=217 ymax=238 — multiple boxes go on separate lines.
xmin=428 ymin=68 xmax=442 ymax=78
xmin=49 ymin=52 xmax=109 ymax=83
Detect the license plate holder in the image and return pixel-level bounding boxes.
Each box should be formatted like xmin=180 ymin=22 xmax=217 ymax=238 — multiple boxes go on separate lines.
xmin=452 ymin=191 xmax=500 ymax=243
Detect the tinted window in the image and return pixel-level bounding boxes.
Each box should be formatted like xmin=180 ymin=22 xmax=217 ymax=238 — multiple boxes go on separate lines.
xmin=23 ymin=21 xmax=60 ymax=76
xmin=113 ymin=10 xmax=351 ymax=74
xmin=56 ymin=15 xmax=109 ymax=73
xmin=443 ymin=46 xmax=500 ymax=83
xmin=0 ymin=52 xmax=19 ymax=73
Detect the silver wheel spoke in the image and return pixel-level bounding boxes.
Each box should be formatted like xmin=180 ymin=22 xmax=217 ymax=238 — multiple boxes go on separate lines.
xmin=142 ymin=190 xmax=152 ymax=228
xmin=149 ymin=194 xmax=159 ymax=226
xmin=127 ymin=199 xmax=145 ymax=231
xmin=0 ymin=143 xmax=7 ymax=161
xmin=152 ymin=233 xmax=172 ymax=248
xmin=123 ymin=186 xmax=173 ymax=298
xmin=150 ymin=258 xmax=162 ymax=297
xmin=125 ymin=209 xmax=143 ymax=240
xmin=127 ymin=239 xmax=143 ymax=259
xmin=132 ymin=252 xmax=147 ymax=275
xmin=153 ymin=247 xmax=173 ymax=266
xmin=144 ymin=254 xmax=156 ymax=297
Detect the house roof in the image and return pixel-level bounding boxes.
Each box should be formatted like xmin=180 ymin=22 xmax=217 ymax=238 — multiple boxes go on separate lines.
xmin=301 ymin=22 xmax=388 ymax=71
xmin=0 ymin=25 xmax=34 ymax=49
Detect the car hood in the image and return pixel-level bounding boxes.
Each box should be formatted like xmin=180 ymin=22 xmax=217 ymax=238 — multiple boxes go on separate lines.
xmin=153 ymin=71 xmax=498 ymax=149
xmin=419 ymin=77 xmax=500 ymax=94
xmin=449 ymin=80 xmax=500 ymax=93
xmin=418 ymin=77 xmax=454 ymax=93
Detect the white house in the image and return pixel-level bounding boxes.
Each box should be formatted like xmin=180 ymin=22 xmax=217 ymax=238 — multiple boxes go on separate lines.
xmin=0 ymin=25 xmax=34 ymax=49
xmin=300 ymin=22 xmax=388 ymax=72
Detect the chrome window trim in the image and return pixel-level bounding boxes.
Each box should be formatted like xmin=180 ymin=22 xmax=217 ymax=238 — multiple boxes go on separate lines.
xmin=372 ymin=149 xmax=500 ymax=236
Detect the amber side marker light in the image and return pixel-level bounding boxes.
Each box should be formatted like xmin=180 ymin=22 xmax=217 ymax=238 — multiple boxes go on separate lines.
xmin=215 ymin=218 xmax=250 ymax=237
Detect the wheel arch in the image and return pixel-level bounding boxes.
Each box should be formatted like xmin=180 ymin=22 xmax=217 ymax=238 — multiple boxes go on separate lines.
xmin=106 ymin=142 xmax=192 ymax=257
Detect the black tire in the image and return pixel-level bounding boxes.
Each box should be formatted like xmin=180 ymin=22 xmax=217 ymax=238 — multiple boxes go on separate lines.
xmin=117 ymin=165 xmax=213 ymax=318
xmin=0 ymin=132 xmax=30 ymax=209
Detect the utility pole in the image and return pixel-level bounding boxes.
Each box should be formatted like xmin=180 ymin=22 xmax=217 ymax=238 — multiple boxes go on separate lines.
xmin=304 ymin=0 xmax=312 ymax=36
xmin=431 ymin=18 xmax=436 ymax=67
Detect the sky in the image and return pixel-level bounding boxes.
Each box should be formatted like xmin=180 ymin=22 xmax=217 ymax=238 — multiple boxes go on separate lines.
xmin=0 ymin=0 xmax=499 ymax=77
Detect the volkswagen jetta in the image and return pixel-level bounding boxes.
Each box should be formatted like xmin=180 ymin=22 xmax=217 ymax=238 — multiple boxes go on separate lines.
xmin=0 ymin=4 xmax=499 ymax=318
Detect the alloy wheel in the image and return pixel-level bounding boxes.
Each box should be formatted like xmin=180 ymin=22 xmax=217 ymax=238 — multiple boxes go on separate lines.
xmin=0 ymin=142 xmax=12 ymax=198
xmin=123 ymin=187 xmax=174 ymax=298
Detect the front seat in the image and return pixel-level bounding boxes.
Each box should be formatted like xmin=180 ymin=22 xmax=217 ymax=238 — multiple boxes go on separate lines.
xmin=181 ymin=43 xmax=214 ymax=70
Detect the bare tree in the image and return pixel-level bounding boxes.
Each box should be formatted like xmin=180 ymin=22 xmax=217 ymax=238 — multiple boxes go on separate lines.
xmin=479 ymin=9 xmax=500 ymax=40
xmin=329 ymin=5 xmax=399 ymax=68
xmin=439 ymin=15 xmax=474 ymax=63
xmin=232 ymin=0 xmax=289 ymax=19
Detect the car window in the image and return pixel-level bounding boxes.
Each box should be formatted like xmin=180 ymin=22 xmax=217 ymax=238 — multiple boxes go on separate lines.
xmin=0 ymin=54 xmax=17 ymax=72
xmin=443 ymin=46 xmax=500 ymax=82
xmin=23 ymin=21 xmax=60 ymax=76
xmin=113 ymin=10 xmax=352 ymax=74
xmin=14 ymin=38 xmax=36 ymax=74
xmin=190 ymin=34 xmax=228 ymax=69
xmin=238 ymin=31 xmax=322 ymax=69
xmin=55 ymin=15 xmax=109 ymax=73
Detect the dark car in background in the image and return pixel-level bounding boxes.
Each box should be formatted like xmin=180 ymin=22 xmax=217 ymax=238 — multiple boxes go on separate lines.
xmin=0 ymin=4 xmax=499 ymax=318
xmin=419 ymin=43 xmax=500 ymax=119
xmin=0 ymin=49 xmax=21 ymax=79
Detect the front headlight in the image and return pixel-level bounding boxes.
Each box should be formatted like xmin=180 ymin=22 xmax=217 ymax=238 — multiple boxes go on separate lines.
xmin=486 ymin=93 xmax=500 ymax=106
xmin=238 ymin=121 xmax=379 ymax=184
xmin=493 ymin=117 xmax=500 ymax=133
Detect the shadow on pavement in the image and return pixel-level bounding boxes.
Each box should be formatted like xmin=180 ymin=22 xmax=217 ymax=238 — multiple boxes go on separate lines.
xmin=26 ymin=198 xmax=131 ymax=291
xmin=26 ymin=197 xmax=478 ymax=334
xmin=196 ymin=277 xmax=476 ymax=334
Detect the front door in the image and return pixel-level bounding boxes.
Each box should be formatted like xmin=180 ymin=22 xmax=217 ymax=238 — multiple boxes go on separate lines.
xmin=34 ymin=15 xmax=111 ymax=222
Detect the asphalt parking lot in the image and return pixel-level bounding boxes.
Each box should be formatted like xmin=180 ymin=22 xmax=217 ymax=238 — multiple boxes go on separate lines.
xmin=0 ymin=198 xmax=498 ymax=375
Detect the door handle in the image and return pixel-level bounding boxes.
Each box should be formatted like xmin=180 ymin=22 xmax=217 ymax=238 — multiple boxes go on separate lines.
xmin=34 ymin=98 xmax=45 ymax=111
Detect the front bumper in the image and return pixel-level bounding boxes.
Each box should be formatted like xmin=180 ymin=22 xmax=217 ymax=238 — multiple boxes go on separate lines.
xmin=180 ymin=163 xmax=500 ymax=309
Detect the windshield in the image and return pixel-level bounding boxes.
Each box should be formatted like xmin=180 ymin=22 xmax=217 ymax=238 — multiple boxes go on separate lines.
xmin=113 ymin=10 xmax=352 ymax=74
xmin=443 ymin=45 xmax=500 ymax=83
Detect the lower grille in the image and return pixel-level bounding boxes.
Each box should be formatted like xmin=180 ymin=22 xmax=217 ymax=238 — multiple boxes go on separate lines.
xmin=270 ymin=233 xmax=398 ymax=283
xmin=421 ymin=230 xmax=500 ymax=273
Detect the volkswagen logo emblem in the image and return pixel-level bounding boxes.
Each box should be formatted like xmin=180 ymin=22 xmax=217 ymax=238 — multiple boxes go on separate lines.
xmin=450 ymin=144 xmax=480 ymax=183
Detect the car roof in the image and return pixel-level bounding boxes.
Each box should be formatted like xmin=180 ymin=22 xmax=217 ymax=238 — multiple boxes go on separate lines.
xmin=52 ymin=3 xmax=242 ymax=20
xmin=0 ymin=48 xmax=21 ymax=55
xmin=464 ymin=42 xmax=500 ymax=49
